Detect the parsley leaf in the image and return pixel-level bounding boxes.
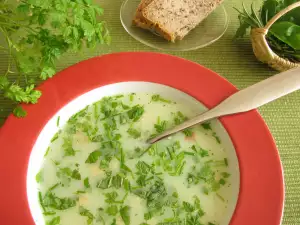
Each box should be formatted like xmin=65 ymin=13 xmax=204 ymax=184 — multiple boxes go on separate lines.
xmin=106 ymin=205 xmax=118 ymax=216
xmin=51 ymin=132 xmax=60 ymax=143
xmin=173 ymin=111 xmax=193 ymax=137
xmin=127 ymin=105 xmax=144 ymax=122
xmin=42 ymin=191 xmax=77 ymax=210
xmin=56 ymin=167 xmax=81 ymax=180
xmin=57 ymin=167 xmax=72 ymax=177
xmin=104 ymin=191 xmax=119 ymax=204
xmin=46 ymin=216 xmax=60 ymax=225
xmin=154 ymin=117 xmax=167 ymax=134
xmin=201 ymin=122 xmax=212 ymax=130
xmin=36 ymin=170 xmax=43 ymax=183
xmin=191 ymin=145 xmax=209 ymax=157
xmin=79 ymin=206 xmax=94 ymax=225
xmin=13 ymin=106 xmax=27 ymax=118
xmin=183 ymin=201 xmax=195 ymax=212
xmin=221 ymin=172 xmax=231 ymax=178
xmin=151 ymin=94 xmax=171 ymax=103
xmin=127 ymin=128 xmax=141 ymax=139
xmin=84 ymin=177 xmax=91 ymax=188
xmin=62 ymin=137 xmax=76 ymax=156
xmin=85 ymin=150 xmax=101 ymax=163
xmin=0 ymin=0 xmax=110 ymax=119
xmin=120 ymin=206 xmax=130 ymax=225
xmin=71 ymin=169 xmax=81 ymax=180
xmin=99 ymin=156 xmax=112 ymax=169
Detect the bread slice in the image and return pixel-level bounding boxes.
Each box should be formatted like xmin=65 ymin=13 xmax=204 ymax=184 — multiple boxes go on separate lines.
xmin=133 ymin=0 xmax=154 ymax=29
xmin=134 ymin=0 xmax=223 ymax=42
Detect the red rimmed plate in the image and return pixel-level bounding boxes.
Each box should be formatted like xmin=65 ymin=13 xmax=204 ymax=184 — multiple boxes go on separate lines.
xmin=0 ymin=52 xmax=284 ymax=225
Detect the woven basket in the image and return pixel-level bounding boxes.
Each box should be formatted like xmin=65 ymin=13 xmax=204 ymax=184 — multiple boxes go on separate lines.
xmin=250 ymin=1 xmax=300 ymax=71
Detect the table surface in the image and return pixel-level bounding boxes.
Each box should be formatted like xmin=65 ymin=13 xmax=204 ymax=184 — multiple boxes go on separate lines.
xmin=0 ymin=0 xmax=299 ymax=224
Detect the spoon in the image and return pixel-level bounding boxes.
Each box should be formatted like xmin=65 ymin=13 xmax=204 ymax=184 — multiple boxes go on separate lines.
xmin=148 ymin=67 xmax=300 ymax=144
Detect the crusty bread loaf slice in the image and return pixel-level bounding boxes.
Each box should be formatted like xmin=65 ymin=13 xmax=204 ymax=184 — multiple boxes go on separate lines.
xmin=133 ymin=0 xmax=154 ymax=29
xmin=137 ymin=0 xmax=223 ymax=42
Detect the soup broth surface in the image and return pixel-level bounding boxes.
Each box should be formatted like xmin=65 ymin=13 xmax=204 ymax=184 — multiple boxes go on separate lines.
xmin=37 ymin=93 xmax=234 ymax=225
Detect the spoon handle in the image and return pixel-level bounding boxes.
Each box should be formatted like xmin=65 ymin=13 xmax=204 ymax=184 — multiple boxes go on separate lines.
xmin=148 ymin=67 xmax=300 ymax=144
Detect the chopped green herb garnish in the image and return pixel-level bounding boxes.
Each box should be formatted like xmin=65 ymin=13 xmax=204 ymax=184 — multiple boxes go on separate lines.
xmin=127 ymin=105 xmax=144 ymax=122
xmin=43 ymin=212 xmax=56 ymax=216
xmin=182 ymin=201 xmax=195 ymax=212
xmin=121 ymin=163 xmax=133 ymax=173
xmin=85 ymin=150 xmax=101 ymax=163
xmin=191 ymin=145 xmax=209 ymax=157
xmin=212 ymin=132 xmax=221 ymax=144
xmin=71 ymin=169 xmax=81 ymax=180
xmin=201 ymin=122 xmax=212 ymax=130
xmin=224 ymin=158 xmax=228 ymax=167
xmin=144 ymin=212 xmax=152 ymax=220
xmin=97 ymin=173 xmax=113 ymax=189
xmin=106 ymin=205 xmax=118 ymax=216
xmin=219 ymin=178 xmax=226 ymax=185
xmin=151 ymin=94 xmax=171 ymax=103
xmin=42 ymin=191 xmax=77 ymax=210
xmin=221 ymin=172 xmax=231 ymax=178
xmin=105 ymin=191 xmax=118 ymax=203
xmin=46 ymin=216 xmax=60 ymax=225
xmin=100 ymin=156 xmax=112 ymax=169
xmin=56 ymin=116 xmax=60 ymax=127
xmin=51 ymin=132 xmax=59 ymax=143
xmin=184 ymin=151 xmax=195 ymax=156
xmin=216 ymin=193 xmax=225 ymax=202
xmin=111 ymin=218 xmax=117 ymax=225
xmin=84 ymin=177 xmax=91 ymax=188
xmin=74 ymin=190 xmax=86 ymax=194
xmin=136 ymin=161 xmax=154 ymax=175
xmin=183 ymin=129 xmax=193 ymax=137
xmin=120 ymin=206 xmax=130 ymax=225
xmin=127 ymin=128 xmax=141 ymax=139
xmin=96 ymin=208 xmax=106 ymax=224
xmin=123 ymin=179 xmax=131 ymax=192
xmin=62 ymin=137 xmax=76 ymax=157
xmin=174 ymin=111 xmax=186 ymax=125
xmin=57 ymin=167 xmax=72 ymax=178
xmin=38 ymin=191 xmax=46 ymax=212
xmin=56 ymin=168 xmax=81 ymax=180
xmin=154 ymin=117 xmax=167 ymax=134
xmin=79 ymin=206 xmax=94 ymax=225
xmin=172 ymin=192 xmax=178 ymax=198
xmin=36 ymin=170 xmax=43 ymax=183
xmin=129 ymin=93 xmax=135 ymax=101
xmin=44 ymin=147 xmax=51 ymax=157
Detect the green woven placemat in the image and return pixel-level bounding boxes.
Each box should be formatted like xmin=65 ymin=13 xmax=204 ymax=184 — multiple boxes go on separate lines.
xmin=1 ymin=0 xmax=299 ymax=223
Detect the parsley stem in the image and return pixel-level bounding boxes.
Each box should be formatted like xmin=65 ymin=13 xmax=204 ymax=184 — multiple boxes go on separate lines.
xmin=167 ymin=147 xmax=174 ymax=160
xmin=38 ymin=191 xmax=46 ymax=212
xmin=184 ymin=151 xmax=195 ymax=156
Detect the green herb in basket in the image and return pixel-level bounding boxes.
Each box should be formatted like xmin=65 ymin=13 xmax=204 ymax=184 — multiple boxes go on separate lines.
xmin=234 ymin=0 xmax=300 ymax=63
xmin=0 ymin=0 xmax=110 ymax=118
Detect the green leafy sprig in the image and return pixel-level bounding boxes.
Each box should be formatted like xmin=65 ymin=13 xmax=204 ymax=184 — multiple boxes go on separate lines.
xmin=234 ymin=0 xmax=300 ymax=63
xmin=0 ymin=0 xmax=110 ymax=118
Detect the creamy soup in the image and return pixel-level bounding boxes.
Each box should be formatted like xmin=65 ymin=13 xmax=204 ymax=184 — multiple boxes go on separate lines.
xmin=36 ymin=93 xmax=233 ymax=225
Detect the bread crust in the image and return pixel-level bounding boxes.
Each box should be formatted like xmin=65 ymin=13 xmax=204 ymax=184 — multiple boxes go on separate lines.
xmin=133 ymin=0 xmax=153 ymax=28
xmin=133 ymin=0 xmax=175 ymax=42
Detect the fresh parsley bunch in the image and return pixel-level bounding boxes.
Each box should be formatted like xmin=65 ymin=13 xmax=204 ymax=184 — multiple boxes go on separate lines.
xmin=0 ymin=0 xmax=110 ymax=118
xmin=235 ymin=0 xmax=300 ymax=63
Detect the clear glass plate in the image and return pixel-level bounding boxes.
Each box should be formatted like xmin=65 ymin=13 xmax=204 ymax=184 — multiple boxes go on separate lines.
xmin=120 ymin=0 xmax=229 ymax=51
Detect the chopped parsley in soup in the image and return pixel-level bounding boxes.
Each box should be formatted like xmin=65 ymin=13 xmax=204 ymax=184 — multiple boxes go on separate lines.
xmin=36 ymin=93 xmax=234 ymax=225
